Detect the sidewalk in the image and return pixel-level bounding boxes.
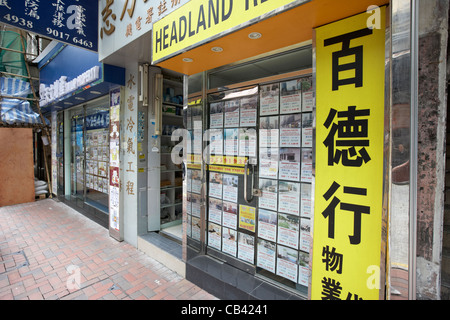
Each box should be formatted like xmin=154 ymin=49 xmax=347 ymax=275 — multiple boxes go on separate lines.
xmin=0 ymin=199 xmax=218 ymax=300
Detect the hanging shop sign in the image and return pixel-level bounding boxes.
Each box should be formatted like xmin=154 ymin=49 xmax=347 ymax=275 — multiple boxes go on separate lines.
xmin=98 ymin=0 xmax=190 ymax=61
xmin=40 ymin=66 xmax=101 ymax=107
xmin=0 ymin=0 xmax=98 ymax=51
xmin=311 ymin=7 xmax=386 ymax=300
xmin=39 ymin=44 xmax=102 ymax=107
xmin=38 ymin=43 xmax=125 ymax=112
xmin=152 ymin=0 xmax=309 ymax=64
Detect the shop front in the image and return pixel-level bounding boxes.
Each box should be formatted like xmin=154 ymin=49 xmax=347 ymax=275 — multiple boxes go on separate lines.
xmin=98 ymin=0 xmax=198 ymax=257
xmin=149 ymin=0 xmax=420 ymax=300
xmin=92 ymin=0 xmax=448 ymax=300
xmin=39 ymin=42 xmax=125 ymax=227
xmin=183 ymin=51 xmax=315 ymax=299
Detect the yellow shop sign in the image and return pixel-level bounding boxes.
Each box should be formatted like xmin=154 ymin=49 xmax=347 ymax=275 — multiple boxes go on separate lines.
xmin=152 ymin=0 xmax=307 ymax=63
xmin=311 ymin=7 xmax=386 ymax=300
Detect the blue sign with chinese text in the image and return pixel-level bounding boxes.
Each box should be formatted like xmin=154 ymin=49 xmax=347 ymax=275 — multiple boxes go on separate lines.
xmin=0 ymin=0 xmax=98 ymax=52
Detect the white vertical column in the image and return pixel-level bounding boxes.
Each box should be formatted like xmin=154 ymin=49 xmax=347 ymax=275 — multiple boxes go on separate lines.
xmin=122 ymin=63 xmax=139 ymax=247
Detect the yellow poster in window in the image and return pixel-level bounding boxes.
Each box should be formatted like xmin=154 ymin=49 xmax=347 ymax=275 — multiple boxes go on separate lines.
xmin=311 ymin=7 xmax=386 ymax=300
xmin=239 ymin=205 xmax=256 ymax=233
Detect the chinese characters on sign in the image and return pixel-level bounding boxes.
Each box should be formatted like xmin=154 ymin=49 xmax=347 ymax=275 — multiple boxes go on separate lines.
xmin=99 ymin=0 xmax=190 ymax=60
xmin=25 ymin=0 xmax=40 ymax=20
xmin=100 ymin=0 xmax=185 ymax=40
xmin=0 ymin=0 xmax=97 ymax=51
xmin=124 ymin=72 xmax=137 ymax=197
xmin=323 ymin=106 xmax=371 ymax=167
xmin=324 ymin=28 xmax=373 ymax=91
xmin=312 ymin=7 xmax=386 ymax=300
xmin=322 ymin=182 xmax=370 ymax=245
xmin=101 ymin=0 xmax=116 ymax=39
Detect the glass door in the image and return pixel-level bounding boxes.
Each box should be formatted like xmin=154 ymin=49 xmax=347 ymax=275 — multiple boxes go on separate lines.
xmin=254 ymin=77 xmax=313 ymax=295
xmin=84 ymin=103 xmax=110 ymax=212
xmin=205 ymin=85 xmax=259 ymax=269
xmin=212 ymin=76 xmax=313 ymax=294
xmin=186 ymin=75 xmax=314 ymax=297
xmin=185 ymin=95 xmax=205 ymax=250
xmin=184 ymin=46 xmax=314 ymax=297
xmin=68 ymin=98 xmax=110 ymax=213
xmin=70 ymin=106 xmax=85 ymax=200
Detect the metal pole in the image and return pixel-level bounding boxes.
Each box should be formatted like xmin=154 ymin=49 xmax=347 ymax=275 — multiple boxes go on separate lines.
xmin=0 ymin=45 xmax=38 ymax=57
xmin=199 ymin=71 xmax=208 ymax=255
xmin=0 ymin=71 xmax=39 ymax=81
xmin=0 ymin=94 xmax=40 ymax=101
xmin=409 ymin=0 xmax=419 ymax=300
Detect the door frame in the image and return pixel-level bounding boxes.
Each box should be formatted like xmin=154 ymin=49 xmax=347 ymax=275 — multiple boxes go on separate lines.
xmin=184 ymin=47 xmax=315 ymax=296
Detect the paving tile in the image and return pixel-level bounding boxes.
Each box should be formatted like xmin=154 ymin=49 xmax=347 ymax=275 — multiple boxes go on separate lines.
xmin=27 ymin=290 xmax=44 ymax=300
xmin=0 ymin=290 xmax=13 ymax=300
xmin=0 ymin=199 xmax=217 ymax=301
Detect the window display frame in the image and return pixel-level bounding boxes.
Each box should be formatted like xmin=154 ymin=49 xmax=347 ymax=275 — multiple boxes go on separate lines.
xmin=59 ymin=95 xmax=111 ymax=225
xmin=184 ymin=46 xmax=315 ymax=298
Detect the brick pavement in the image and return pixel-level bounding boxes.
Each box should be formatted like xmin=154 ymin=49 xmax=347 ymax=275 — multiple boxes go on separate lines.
xmin=0 ymin=199 xmax=218 ymax=300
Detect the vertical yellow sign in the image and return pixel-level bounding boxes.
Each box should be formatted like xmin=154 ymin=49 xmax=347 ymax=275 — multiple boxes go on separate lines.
xmin=312 ymin=7 xmax=386 ymax=300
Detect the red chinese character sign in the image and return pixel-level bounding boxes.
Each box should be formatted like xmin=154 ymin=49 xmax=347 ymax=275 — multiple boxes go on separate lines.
xmin=311 ymin=7 xmax=386 ymax=300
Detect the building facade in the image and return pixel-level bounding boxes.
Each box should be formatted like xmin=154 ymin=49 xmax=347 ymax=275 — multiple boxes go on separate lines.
xmin=43 ymin=0 xmax=450 ymax=300
xmin=38 ymin=42 xmax=125 ymax=228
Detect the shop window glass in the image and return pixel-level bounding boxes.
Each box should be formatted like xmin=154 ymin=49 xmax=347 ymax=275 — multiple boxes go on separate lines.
xmin=85 ymin=101 xmax=110 ymax=212
xmin=209 ymin=47 xmax=312 ymax=90
xmin=68 ymin=97 xmax=110 ymax=213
